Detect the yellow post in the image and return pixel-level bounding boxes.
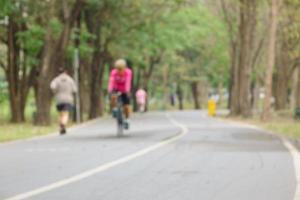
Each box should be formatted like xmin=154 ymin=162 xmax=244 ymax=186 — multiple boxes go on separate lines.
xmin=208 ymin=99 xmax=216 ymax=117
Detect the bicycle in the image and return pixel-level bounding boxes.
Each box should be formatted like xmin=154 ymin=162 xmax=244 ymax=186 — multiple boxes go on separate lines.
xmin=112 ymin=93 xmax=129 ymax=137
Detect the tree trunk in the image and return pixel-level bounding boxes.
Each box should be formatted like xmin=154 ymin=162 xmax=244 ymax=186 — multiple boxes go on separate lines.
xmin=86 ymin=34 xmax=111 ymax=118
xmin=6 ymin=14 xmax=31 ymax=123
xmin=230 ymin=0 xmax=257 ymax=117
xmin=35 ymin=24 xmax=56 ymax=125
xmin=238 ymin=0 xmax=257 ymax=117
xmin=143 ymin=56 xmax=161 ymax=90
xmin=274 ymin=64 xmax=289 ymax=110
xmin=296 ymin=67 xmax=300 ymax=108
xmin=262 ymin=0 xmax=278 ymax=120
xmin=35 ymin=0 xmax=85 ymax=125
xmin=251 ymin=81 xmax=260 ymax=113
xmin=199 ymin=80 xmax=209 ymax=108
xmin=274 ymin=43 xmax=290 ymax=110
xmin=217 ymin=82 xmax=223 ymax=107
xmin=163 ymin=64 xmax=169 ymax=109
xmin=79 ymin=60 xmax=90 ymax=118
xmin=133 ymin=67 xmax=141 ymax=112
xmin=141 ymin=56 xmax=160 ymax=111
xmin=88 ymin=64 xmax=106 ymax=119
xmin=177 ymin=81 xmax=184 ymax=110
xmin=220 ymin=0 xmax=240 ymax=111
xmin=229 ymin=43 xmax=239 ymax=112
xmin=7 ymin=15 xmax=21 ymax=122
xmin=88 ymin=54 xmax=106 ymax=119
xmin=191 ymin=82 xmax=200 ymax=109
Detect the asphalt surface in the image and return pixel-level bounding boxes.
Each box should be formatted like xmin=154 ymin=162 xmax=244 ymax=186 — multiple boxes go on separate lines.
xmin=0 ymin=111 xmax=297 ymax=200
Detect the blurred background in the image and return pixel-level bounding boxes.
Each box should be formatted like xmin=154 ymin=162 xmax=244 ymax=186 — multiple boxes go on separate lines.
xmin=0 ymin=0 xmax=299 ymax=141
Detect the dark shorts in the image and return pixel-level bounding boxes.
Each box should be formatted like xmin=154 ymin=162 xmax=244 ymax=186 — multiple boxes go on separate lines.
xmin=111 ymin=89 xmax=131 ymax=105
xmin=56 ymin=103 xmax=73 ymax=112
xmin=120 ymin=93 xmax=130 ymax=105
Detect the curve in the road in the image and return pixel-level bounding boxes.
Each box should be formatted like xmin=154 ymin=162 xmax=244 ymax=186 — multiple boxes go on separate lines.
xmin=281 ymin=138 xmax=300 ymax=200
xmin=221 ymin=119 xmax=300 ymax=200
xmin=5 ymin=114 xmax=188 ymax=200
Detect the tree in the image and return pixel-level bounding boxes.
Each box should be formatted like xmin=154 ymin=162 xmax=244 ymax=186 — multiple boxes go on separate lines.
xmin=262 ymin=0 xmax=279 ymax=120
xmin=296 ymin=68 xmax=300 ymax=108
xmin=273 ymin=0 xmax=300 ymax=110
xmin=220 ymin=0 xmax=260 ymax=117
xmin=0 ymin=0 xmax=41 ymax=122
xmin=35 ymin=0 xmax=85 ymax=125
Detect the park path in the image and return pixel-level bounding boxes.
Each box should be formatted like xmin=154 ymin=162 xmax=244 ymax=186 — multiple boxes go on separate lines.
xmin=0 ymin=111 xmax=297 ymax=200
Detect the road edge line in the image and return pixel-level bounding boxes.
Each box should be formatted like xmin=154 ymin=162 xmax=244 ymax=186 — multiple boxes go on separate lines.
xmin=281 ymin=138 xmax=300 ymax=200
xmin=4 ymin=113 xmax=188 ymax=200
xmin=216 ymin=117 xmax=300 ymax=200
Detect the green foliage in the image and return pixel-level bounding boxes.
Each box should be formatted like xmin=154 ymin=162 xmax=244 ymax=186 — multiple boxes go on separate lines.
xmin=106 ymin=0 xmax=230 ymax=91
xmin=67 ymin=27 xmax=95 ymax=60
xmin=17 ymin=24 xmax=45 ymax=66
xmin=0 ymin=0 xmax=14 ymax=17
xmin=0 ymin=81 xmax=8 ymax=105
xmin=283 ymin=0 xmax=300 ymax=60
xmin=171 ymin=4 xmax=230 ymax=87
xmin=48 ymin=18 xmax=63 ymax=39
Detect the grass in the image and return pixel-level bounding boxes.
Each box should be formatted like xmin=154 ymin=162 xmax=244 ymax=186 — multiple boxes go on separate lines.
xmin=262 ymin=122 xmax=300 ymax=138
xmin=0 ymin=96 xmax=60 ymax=143
xmin=0 ymin=123 xmax=58 ymax=143
xmin=225 ymin=111 xmax=300 ymax=139
xmin=259 ymin=119 xmax=300 ymax=139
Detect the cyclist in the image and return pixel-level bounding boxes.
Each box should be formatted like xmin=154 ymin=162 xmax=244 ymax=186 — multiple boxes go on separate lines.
xmin=135 ymin=87 xmax=147 ymax=113
xmin=50 ymin=68 xmax=77 ymax=135
xmin=108 ymin=59 xmax=132 ymax=128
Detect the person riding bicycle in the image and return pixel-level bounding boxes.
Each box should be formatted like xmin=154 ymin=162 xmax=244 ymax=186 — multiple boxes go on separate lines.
xmin=108 ymin=59 xmax=132 ymax=128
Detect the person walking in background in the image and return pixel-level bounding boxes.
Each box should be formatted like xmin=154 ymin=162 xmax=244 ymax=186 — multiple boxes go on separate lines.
xmin=136 ymin=87 xmax=147 ymax=113
xmin=50 ymin=68 xmax=77 ymax=135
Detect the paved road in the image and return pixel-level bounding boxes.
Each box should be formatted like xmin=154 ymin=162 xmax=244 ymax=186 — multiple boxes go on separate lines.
xmin=0 ymin=111 xmax=298 ymax=200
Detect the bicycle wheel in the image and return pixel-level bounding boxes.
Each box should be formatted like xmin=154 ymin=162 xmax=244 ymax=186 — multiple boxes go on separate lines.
xmin=116 ymin=107 xmax=124 ymax=137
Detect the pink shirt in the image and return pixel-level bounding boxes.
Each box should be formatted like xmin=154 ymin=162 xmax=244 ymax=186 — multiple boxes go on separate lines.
xmin=136 ymin=89 xmax=147 ymax=104
xmin=108 ymin=68 xmax=132 ymax=93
